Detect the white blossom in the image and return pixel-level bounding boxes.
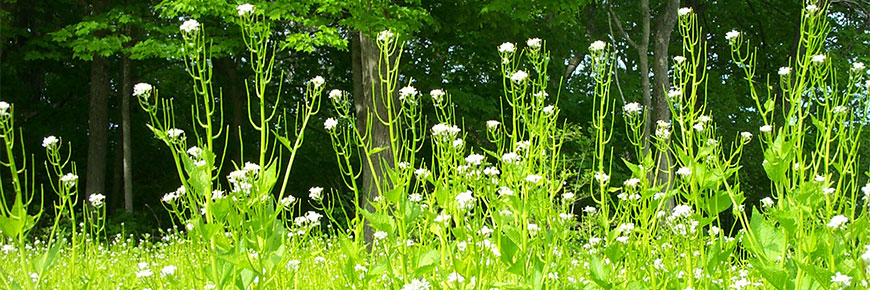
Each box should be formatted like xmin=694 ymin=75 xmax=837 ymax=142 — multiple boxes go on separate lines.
xmin=542 ymin=105 xmax=555 ymax=114
xmin=42 ymin=136 xmax=59 ymax=149
xmin=377 ymin=30 xmax=394 ymax=42
xmin=309 ymin=187 xmax=324 ymax=201
xmin=133 ymin=83 xmax=153 ymax=97
xmin=486 ymin=120 xmax=500 ymax=130
xmin=623 ymin=102 xmax=642 ymax=115
xmin=498 ymin=42 xmax=515 ymax=53
xmin=429 ymin=89 xmax=445 ymax=103
xmin=811 ymin=54 xmax=826 ymax=64
xmin=760 ymin=197 xmax=774 ymax=208
xmin=827 ymin=215 xmax=849 ymax=230
xmin=328 ymin=90 xmax=343 ymax=102
xmin=510 ymin=70 xmax=529 ymax=83
xmin=805 ymin=5 xmax=819 ymax=13
xmin=324 ymin=117 xmax=338 ymax=131
xmin=525 ymin=174 xmax=543 ymax=183
xmin=401 ymin=278 xmax=431 ymax=290
xmin=180 ymin=19 xmax=200 ymax=33
xmin=0 ymin=102 xmax=9 ymax=116
xmin=678 ymin=7 xmax=692 ymax=16
xmin=676 ymin=167 xmax=692 ymax=177
xmin=236 ymin=3 xmax=254 ymax=16
xmin=589 ymin=40 xmax=606 ymax=52
xmin=527 ymin=38 xmax=542 ymax=49
xmin=309 ymin=76 xmax=325 ymax=88
xmin=498 ymin=186 xmax=514 ymax=197
xmin=741 ymin=131 xmax=753 ymax=141
xmin=623 ymin=178 xmax=641 ymax=188
xmin=465 ymin=153 xmax=485 ymax=165
xmin=399 ymin=86 xmax=418 ymax=102
xmin=60 ymin=173 xmax=78 ymax=188
xmin=160 ymin=265 xmax=177 ymax=276
xmin=853 ymin=62 xmax=866 ymax=72
xmin=455 ymin=190 xmax=475 ymax=210
xmin=831 ymin=272 xmax=851 ymax=286
xmin=725 ymin=30 xmax=740 ymax=42
xmin=778 ymin=67 xmax=792 ymax=76
xmin=760 ymin=125 xmax=772 ymax=133
xmin=89 ymin=193 xmax=106 ymax=207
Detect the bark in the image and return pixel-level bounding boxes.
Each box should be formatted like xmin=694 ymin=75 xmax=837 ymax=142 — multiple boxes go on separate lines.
xmin=121 ymin=51 xmax=133 ymax=212
xmin=652 ymin=0 xmax=680 ymax=191
xmin=352 ymin=31 xmax=395 ymax=245
xmin=86 ymin=55 xmax=110 ymax=199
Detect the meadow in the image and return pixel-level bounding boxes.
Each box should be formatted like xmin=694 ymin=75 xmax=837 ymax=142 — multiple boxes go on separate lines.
xmin=1 ymin=3 xmax=869 ymax=290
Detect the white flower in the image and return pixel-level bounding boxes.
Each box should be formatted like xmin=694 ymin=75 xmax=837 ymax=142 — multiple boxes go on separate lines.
xmin=166 ymin=128 xmax=185 ymax=141
xmin=861 ymin=245 xmax=870 ymax=265
xmin=431 ymin=123 xmax=461 ymax=138
xmin=434 ymin=213 xmax=451 ymax=223
xmin=527 ymin=38 xmax=542 ymax=49
xmin=324 ymin=118 xmax=338 ymax=131
xmin=778 ymin=67 xmax=791 ymax=76
xmin=583 ymin=206 xmax=597 ymax=214
xmin=853 ymin=62 xmax=866 ymax=71
xmin=373 ymin=231 xmax=387 ymax=240
xmin=527 ymin=223 xmax=540 ymax=235
xmin=408 ymin=193 xmax=423 ymax=202
xmin=186 ymin=146 xmax=202 ymax=159
xmin=623 ymin=178 xmax=641 ymax=188
xmin=446 ymin=272 xmax=464 ymax=283
xmin=805 ymin=4 xmax=819 ymax=13
xmin=725 ymin=30 xmax=740 ymax=42
xmin=623 ymin=102 xmax=642 ymax=115
xmin=133 ymin=83 xmax=153 ymax=97
xmin=668 ymin=89 xmax=682 ymax=98
xmin=328 ymin=90 xmax=343 ymax=102
xmin=243 ymin=162 xmax=260 ymax=174
xmin=60 ymin=173 xmax=78 ymax=188
xmin=413 ymin=168 xmax=430 ymax=179
xmin=308 ymin=187 xmax=324 ymax=201
xmin=42 ymin=136 xmax=59 ymax=149
xmin=465 ymin=153 xmax=484 ymax=165
xmin=483 ymin=166 xmax=500 ymax=176
xmin=832 ymin=106 xmax=848 ymax=114
xmin=136 ymin=269 xmax=153 ymax=278
xmin=160 ymin=265 xmax=177 ymax=276
xmin=678 ymin=7 xmax=692 ymax=16
xmin=455 ymin=190 xmax=475 ymax=210
xmin=399 ymin=86 xmax=418 ymax=102
xmin=89 ymin=193 xmax=106 ymax=207
xmin=0 ymin=102 xmax=9 ymax=116
xmin=280 ymin=196 xmax=296 ymax=208
xmin=674 ymin=56 xmax=687 ymax=65
xmin=180 ymin=19 xmax=200 ymax=33
xmin=823 ymin=187 xmax=835 ymax=195
xmin=498 ymin=42 xmax=516 ymax=53
xmin=478 ymin=225 xmax=494 ymax=236
xmin=827 ymin=215 xmax=849 ymax=230
xmin=401 ymin=278 xmax=431 ymax=290
xmin=525 ymin=174 xmax=543 ymax=183
xmin=498 ymin=186 xmax=514 ymax=197
xmin=510 ymin=70 xmax=529 ymax=83
xmin=533 ymin=90 xmax=548 ymax=100
xmin=862 ymin=183 xmax=870 ymax=200
xmin=429 ymin=89 xmax=445 ymax=103
xmin=377 ymin=30 xmax=394 ymax=42
xmin=741 ymin=131 xmax=753 ymax=141
xmin=542 ymin=105 xmax=555 ymax=114
xmin=811 ymin=54 xmax=826 ymax=64
xmin=236 ymin=3 xmax=254 ymax=16
xmin=676 ymin=167 xmax=692 ymax=177
xmin=693 ymin=122 xmax=704 ymax=132
xmin=562 ymin=192 xmax=575 ymax=200
xmin=672 ymin=204 xmax=693 ymax=219
xmin=486 ymin=120 xmax=500 ymax=130
xmin=589 ymin=40 xmax=606 ymax=52
xmin=502 ymin=152 xmax=520 ymax=164
xmin=452 ymin=139 xmax=464 ymax=148
xmin=760 ymin=125 xmax=772 ymax=133
xmin=309 ymin=76 xmax=325 ymax=88
xmin=304 ymin=211 xmax=322 ymax=225
xmin=594 ymin=172 xmax=610 ymax=183
xmin=831 ymin=272 xmax=851 ymax=286
xmin=760 ymin=197 xmax=774 ymax=208
xmin=616 ymin=223 xmax=635 ymax=234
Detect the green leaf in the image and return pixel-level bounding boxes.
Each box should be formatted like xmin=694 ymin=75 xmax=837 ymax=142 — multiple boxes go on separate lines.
xmin=588 ymin=255 xmax=612 ymax=289
xmin=747 ymin=208 xmax=784 ymax=262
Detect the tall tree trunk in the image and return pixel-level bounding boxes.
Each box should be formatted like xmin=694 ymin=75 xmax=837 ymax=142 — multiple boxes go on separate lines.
xmin=652 ymin=0 xmax=680 ymax=192
xmin=121 ymin=52 xmax=133 ymax=212
xmin=86 ymin=55 xmax=110 ymax=200
xmin=353 ymin=31 xmax=395 ymax=245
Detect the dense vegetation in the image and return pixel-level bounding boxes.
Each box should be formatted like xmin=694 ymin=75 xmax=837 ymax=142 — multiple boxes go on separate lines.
xmin=1 ymin=0 xmax=869 ymax=289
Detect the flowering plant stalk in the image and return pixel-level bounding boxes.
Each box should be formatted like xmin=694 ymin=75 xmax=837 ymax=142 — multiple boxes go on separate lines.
xmin=730 ymin=2 xmax=870 ymax=288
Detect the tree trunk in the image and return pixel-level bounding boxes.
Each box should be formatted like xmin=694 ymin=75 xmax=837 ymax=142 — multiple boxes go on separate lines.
xmin=353 ymin=31 xmax=395 ymax=245
xmin=651 ymin=0 xmax=680 ymax=192
xmin=86 ymin=55 xmax=110 ymax=201
xmin=121 ymin=52 xmax=133 ymax=212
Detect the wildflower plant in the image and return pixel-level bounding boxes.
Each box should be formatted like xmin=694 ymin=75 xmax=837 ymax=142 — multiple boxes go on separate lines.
xmin=730 ymin=2 xmax=870 ymax=288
